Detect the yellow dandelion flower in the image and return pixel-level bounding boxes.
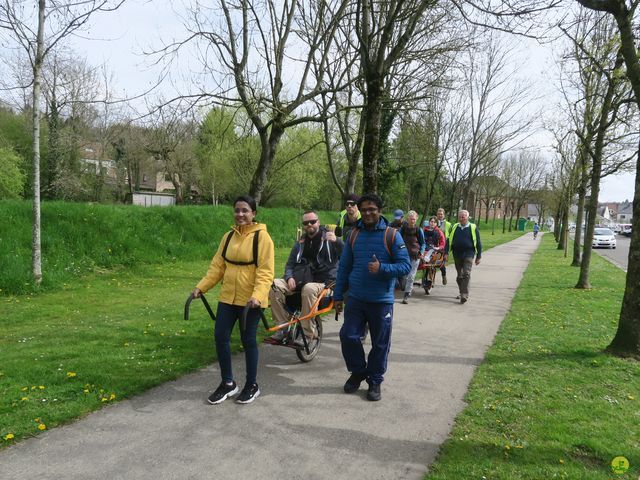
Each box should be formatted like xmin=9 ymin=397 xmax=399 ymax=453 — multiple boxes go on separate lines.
xmin=559 ymin=459 xmax=565 ymax=464
xmin=101 ymin=397 xmax=108 ymax=402
xmin=83 ymin=389 xmax=89 ymax=394
xmin=31 ymin=386 xmax=36 ymax=390
xmin=39 ymin=385 xmax=45 ymax=390
xmin=3 ymin=433 xmax=15 ymax=441
xmin=109 ymin=393 xmax=116 ymax=401
xmin=21 ymin=397 xmax=28 ymax=401
xmin=67 ymin=372 xmax=77 ymax=377
xmin=124 ymin=342 xmax=129 ymax=347
xmin=34 ymin=418 xmax=41 ymax=423
xmin=21 ymin=387 xmax=28 ymax=391
xmin=38 ymin=424 xmax=46 ymax=431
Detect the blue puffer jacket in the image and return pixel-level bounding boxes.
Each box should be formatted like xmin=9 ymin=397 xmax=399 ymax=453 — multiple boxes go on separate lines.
xmin=333 ymin=217 xmax=411 ymax=304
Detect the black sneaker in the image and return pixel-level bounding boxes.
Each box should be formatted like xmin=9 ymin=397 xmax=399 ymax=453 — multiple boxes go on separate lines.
xmin=207 ymin=381 xmax=239 ymax=405
xmin=344 ymin=373 xmax=367 ymax=393
xmin=461 ymin=296 xmax=468 ymax=304
xmin=367 ymin=383 xmax=381 ymax=401
xmin=236 ymin=383 xmax=260 ymax=404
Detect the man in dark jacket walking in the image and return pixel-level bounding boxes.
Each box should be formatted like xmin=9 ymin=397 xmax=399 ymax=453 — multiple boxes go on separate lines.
xmin=333 ymin=193 xmax=411 ymax=401
xmin=270 ymin=210 xmax=343 ymax=344
xmin=445 ymin=209 xmax=482 ymax=304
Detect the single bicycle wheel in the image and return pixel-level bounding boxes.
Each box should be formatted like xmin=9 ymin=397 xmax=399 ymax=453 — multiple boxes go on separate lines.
xmin=295 ymin=316 xmax=323 ymax=362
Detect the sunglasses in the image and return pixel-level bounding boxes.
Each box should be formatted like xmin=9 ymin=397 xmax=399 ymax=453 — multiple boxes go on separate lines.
xmin=302 ymin=219 xmax=318 ymax=226
xmin=345 ymin=201 xmax=356 ymax=207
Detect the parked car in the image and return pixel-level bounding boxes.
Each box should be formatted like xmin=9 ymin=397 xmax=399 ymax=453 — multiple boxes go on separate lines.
xmin=592 ymin=228 xmax=617 ymax=248
xmin=621 ymin=224 xmax=632 ymax=237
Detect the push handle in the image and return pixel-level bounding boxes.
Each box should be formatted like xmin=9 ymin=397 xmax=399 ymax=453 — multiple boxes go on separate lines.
xmin=184 ymin=293 xmax=216 ymax=321
xmin=241 ymin=305 xmax=270 ymax=332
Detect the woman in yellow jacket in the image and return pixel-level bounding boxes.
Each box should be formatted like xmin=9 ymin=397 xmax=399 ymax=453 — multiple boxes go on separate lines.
xmin=192 ymin=195 xmax=275 ymax=405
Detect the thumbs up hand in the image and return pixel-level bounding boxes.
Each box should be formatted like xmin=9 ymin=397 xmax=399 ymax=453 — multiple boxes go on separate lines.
xmin=368 ymin=254 xmax=381 ymax=274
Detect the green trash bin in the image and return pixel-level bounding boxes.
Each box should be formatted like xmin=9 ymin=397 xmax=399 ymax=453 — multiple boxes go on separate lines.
xmin=517 ymin=218 xmax=527 ymax=231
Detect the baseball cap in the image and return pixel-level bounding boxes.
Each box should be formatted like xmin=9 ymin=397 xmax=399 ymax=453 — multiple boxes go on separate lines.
xmin=393 ymin=209 xmax=404 ymax=219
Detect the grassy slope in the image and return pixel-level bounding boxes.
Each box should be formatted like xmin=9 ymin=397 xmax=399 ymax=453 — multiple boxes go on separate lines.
xmin=425 ymin=236 xmax=639 ymax=480
xmin=0 ymin=200 xmax=337 ymax=294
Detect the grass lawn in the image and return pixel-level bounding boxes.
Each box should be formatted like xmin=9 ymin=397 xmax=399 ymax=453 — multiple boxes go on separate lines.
xmin=1 ymin=228 xmax=522 ymax=447
xmin=425 ymin=235 xmax=640 ymax=480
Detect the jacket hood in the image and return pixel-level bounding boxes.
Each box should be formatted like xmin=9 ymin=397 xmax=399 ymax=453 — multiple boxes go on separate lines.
xmin=232 ymin=222 xmax=267 ymax=235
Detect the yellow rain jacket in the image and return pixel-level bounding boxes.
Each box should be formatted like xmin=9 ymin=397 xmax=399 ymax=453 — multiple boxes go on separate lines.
xmin=196 ymin=223 xmax=275 ymax=307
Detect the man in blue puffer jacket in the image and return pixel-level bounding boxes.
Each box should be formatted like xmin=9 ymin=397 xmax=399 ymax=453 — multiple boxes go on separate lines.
xmin=333 ymin=193 xmax=411 ymax=401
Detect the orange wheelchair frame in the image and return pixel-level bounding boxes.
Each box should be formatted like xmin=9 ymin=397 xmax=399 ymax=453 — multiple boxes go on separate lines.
xmin=184 ymin=282 xmax=336 ymax=363
xmin=263 ymin=282 xmax=335 ymax=362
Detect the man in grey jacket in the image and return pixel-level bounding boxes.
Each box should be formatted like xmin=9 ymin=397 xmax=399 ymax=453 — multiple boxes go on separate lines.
xmin=269 ymin=210 xmax=343 ymax=344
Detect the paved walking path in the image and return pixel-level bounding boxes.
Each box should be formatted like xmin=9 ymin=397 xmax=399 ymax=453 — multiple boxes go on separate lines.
xmin=1 ymin=234 xmax=541 ymax=480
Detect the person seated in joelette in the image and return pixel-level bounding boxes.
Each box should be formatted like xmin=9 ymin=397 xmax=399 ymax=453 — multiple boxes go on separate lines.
xmin=269 ymin=210 xmax=343 ymax=344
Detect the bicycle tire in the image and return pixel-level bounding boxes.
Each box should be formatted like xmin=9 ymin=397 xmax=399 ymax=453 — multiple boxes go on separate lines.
xmin=296 ymin=316 xmax=323 ymax=362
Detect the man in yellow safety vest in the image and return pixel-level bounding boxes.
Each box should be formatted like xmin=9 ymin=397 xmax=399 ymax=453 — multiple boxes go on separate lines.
xmin=445 ymin=209 xmax=482 ymax=304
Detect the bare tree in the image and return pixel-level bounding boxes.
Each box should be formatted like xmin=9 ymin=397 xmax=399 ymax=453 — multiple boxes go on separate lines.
xmin=0 ymin=0 xmax=124 ymax=284
xmin=458 ymin=34 xmax=534 ymax=218
xmin=156 ymin=0 xmax=349 ymax=204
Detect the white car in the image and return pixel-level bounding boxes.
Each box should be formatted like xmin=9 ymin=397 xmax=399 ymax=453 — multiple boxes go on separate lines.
xmin=592 ymin=228 xmax=616 ymax=249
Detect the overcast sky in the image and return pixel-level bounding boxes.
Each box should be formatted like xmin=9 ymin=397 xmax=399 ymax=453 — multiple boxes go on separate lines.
xmin=25 ymin=0 xmax=640 ymax=203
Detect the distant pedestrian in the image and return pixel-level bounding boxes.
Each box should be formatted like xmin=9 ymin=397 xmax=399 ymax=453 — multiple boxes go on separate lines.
xmin=445 ymin=210 xmax=482 ymax=304
xmin=333 ymin=193 xmax=411 ymax=401
xmin=533 ymin=222 xmax=540 ymax=239
xmin=399 ymin=210 xmax=425 ymax=304
xmin=192 ymin=195 xmax=275 ymax=405
xmin=389 ymin=209 xmax=404 ymax=229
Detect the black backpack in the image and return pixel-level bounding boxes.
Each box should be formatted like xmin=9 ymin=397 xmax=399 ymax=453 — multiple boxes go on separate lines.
xmin=220 ymin=230 xmax=260 ymax=266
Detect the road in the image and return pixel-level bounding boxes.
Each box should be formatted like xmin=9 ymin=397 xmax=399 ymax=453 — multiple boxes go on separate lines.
xmin=571 ymin=231 xmax=630 ymax=271
xmin=594 ymin=234 xmax=630 ymax=271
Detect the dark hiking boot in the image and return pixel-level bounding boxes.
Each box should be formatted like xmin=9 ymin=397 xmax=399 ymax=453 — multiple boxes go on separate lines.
xmin=344 ymin=373 xmax=367 ymax=394
xmin=367 ymin=383 xmax=381 ymax=401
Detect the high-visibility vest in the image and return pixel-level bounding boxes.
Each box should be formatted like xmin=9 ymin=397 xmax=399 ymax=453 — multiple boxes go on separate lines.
xmin=339 ymin=209 xmax=361 ymax=229
xmin=438 ymin=219 xmax=452 ymax=237
xmin=449 ymin=222 xmax=478 ymax=254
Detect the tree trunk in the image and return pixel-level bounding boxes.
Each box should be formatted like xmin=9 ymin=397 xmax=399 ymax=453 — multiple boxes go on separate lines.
xmin=560 ymin=205 xmax=569 ymax=256
xmin=31 ymin=0 xmax=45 ymax=285
xmin=576 ymin=54 xmax=619 ymax=289
xmin=607 ymin=139 xmax=640 ymax=357
xmin=558 ymin=203 xmax=567 ymax=250
xmin=45 ymin=92 xmax=59 ymax=199
xmin=491 ymin=205 xmax=498 ymax=235
xmin=554 ymin=208 xmax=561 ymax=241
xmin=606 ymin=7 xmax=640 ymax=356
xmin=346 ymin=114 xmax=365 ymax=195
xmin=572 ymin=182 xmax=586 ymax=266
xmin=250 ymin=125 xmax=284 ymax=204
xmin=362 ymin=78 xmax=383 ymax=193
